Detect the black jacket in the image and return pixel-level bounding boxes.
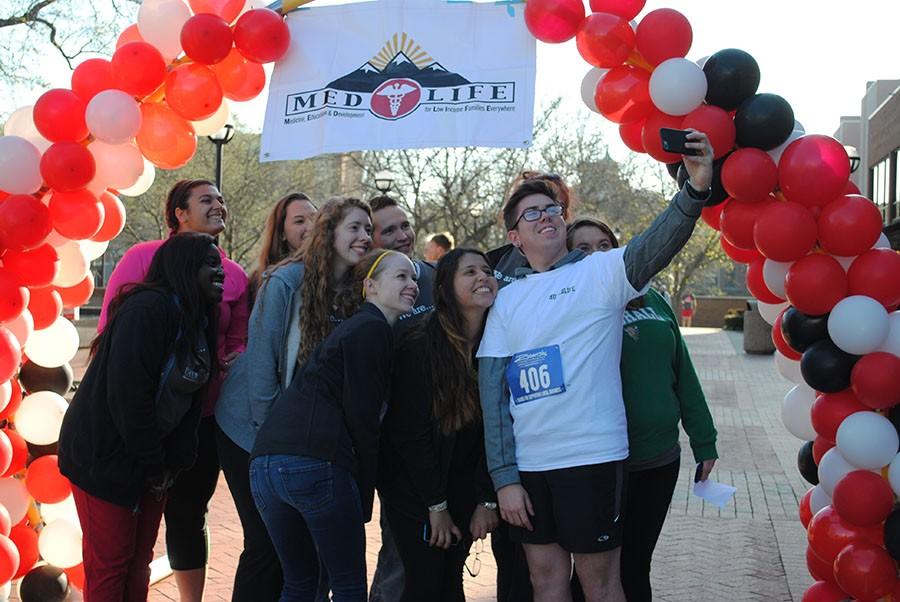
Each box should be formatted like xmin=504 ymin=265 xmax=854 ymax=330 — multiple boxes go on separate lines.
xmin=378 ymin=329 xmax=495 ymax=523
xmin=251 ymin=303 xmax=393 ymax=521
xmin=58 ymin=290 xmax=206 ymax=508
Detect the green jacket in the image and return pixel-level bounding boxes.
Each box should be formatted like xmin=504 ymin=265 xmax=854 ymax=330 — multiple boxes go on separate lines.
xmin=621 ymin=288 xmax=717 ymax=465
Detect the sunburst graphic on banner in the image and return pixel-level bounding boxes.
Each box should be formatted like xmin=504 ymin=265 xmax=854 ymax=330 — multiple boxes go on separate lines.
xmin=370 ymin=33 xmax=433 ymax=69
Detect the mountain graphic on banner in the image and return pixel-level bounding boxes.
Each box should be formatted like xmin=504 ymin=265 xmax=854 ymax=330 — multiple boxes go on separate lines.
xmin=327 ymin=50 xmax=471 ymax=93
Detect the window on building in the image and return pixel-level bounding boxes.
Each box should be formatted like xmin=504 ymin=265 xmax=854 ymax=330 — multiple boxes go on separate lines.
xmin=894 ymin=150 xmax=900 ymax=223
xmin=872 ymin=157 xmax=890 ymax=223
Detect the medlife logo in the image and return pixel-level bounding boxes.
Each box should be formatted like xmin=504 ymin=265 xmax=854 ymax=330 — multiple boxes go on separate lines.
xmin=283 ymin=33 xmax=517 ymax=123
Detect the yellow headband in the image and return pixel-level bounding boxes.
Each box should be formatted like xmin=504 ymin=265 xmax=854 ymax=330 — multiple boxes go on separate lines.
xmin=362 ymin=251 xmax=394 ymax=299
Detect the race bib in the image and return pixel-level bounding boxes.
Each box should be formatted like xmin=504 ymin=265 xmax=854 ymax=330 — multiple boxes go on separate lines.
xmin=506 ymin=345 xmax=566 ymax=404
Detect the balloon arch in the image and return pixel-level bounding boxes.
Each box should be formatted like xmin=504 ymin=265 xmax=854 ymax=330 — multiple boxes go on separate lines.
xmin=0 ymin=0 xmax=897 ymax=597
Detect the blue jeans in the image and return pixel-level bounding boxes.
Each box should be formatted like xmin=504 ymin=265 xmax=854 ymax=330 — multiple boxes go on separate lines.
xmin=250 ymin=455 xmax=367 ymax=602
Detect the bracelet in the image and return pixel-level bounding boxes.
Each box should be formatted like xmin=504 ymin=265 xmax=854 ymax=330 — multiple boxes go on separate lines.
xmin=428 ymin=500 xmax=448 ymax=513
xmin=481 ymin=501 xmax=498 ymax=511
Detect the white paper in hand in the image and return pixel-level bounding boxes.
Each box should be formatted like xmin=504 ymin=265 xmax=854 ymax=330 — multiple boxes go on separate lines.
xmin=693 ymin=479 xmax=737 ymax=508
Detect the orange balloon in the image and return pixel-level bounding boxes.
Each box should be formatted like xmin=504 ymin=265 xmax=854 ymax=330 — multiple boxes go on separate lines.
xmin=55 ymin=274 xmax=94 ymax=310
xmin=165 ymin=64 xmax=224 ymax=121
xmin=136 ymin=103 xmax=197 ymax=170
xmin=210 ymin=48 xmax=266 ymax=102
xmin=65 ymin=562 xmax=85 ymax=591
xmin=91 ymin=192 xmax=126 ymax=243
xmin=116 ymin=24 xmax=144 ymax=49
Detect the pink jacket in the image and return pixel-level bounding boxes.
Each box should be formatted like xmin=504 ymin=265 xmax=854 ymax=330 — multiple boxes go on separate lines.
xmin=98 ymin=239 xmax=250 ymax=416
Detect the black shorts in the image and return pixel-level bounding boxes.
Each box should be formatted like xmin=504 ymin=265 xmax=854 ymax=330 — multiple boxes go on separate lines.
xmin=509 ymin=461 xmax=625 ymax=554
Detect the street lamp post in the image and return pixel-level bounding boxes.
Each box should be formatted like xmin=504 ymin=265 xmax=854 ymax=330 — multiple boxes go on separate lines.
xmin=208 ymin=123 xmax=236 ymax=192
xmin=374 ymin=170 xmax=396 ymax=194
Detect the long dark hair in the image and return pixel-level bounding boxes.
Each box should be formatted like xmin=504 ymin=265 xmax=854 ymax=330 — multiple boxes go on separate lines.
xmin=93 ymin=233 xmax=220 ymax=371
xmin=249 ymin=193 xmax=316 ymax=297
xmin=405 ymin=248 xmax=487 ymax=434
xmin=165 ymin=179 xmax=216 ymax=234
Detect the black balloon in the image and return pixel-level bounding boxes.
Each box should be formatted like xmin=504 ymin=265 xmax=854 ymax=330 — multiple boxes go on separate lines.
xmin=19 ymin=565 xmax=69 ymax=602
xmin=800 ymin=340 xmax=860 ymax=393
xmin=17 ymin=362 xmax=73 ymax=396
xmin=703 ymin=48 xmax=761 ymax=111
xmin=734 ymin=93 xmax=795 ymax=150
xmin=885 ymin=506 xmax=900 ymax=561
xmin=27 ymin=441 xmax=58 ymax=459
xmin=676 ymin=152 xmax=731 ymax=207
xmin=797 ymin=440 xmax=818 ymax=485
xmin=781 ymin=307 xmax=829 ymax=353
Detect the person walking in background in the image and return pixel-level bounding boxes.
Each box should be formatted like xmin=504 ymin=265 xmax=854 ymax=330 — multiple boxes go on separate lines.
xmin=59 ymin=233 xmax=223 ymax=602
xmin=99 ymin=180 xmax=249 ymax=602
xmin=680 ymin=293 xmax=697 ymax=327
xmin=216 ymin=197 xmax=373 ymax=601
xmin=566 ymin=219 xmax=718 ymax=602
xmin=250 ymin=249 xmax=419 ymax=602
xmin=424 ymin=232 xmax=454 ymax=263
xmin=378 ymin=248 xmax=499 ymax=601
xmin=248 ymin=193 xmax=318 ymax=303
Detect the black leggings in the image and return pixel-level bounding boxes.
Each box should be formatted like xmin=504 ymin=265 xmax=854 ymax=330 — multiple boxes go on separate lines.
xmin=215 ymin=423 xmax=284 ymax=601
xmin=164 ymin=416 xmax=220 ymax=570
xmin=383 ymin=504 xmax=472 ymax=602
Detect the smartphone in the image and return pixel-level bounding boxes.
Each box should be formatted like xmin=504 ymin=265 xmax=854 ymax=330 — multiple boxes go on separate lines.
xmin=422 ymin=522 xmax=431 ymax=542
xmin=660 ymin=128 xmax=701 ymax=156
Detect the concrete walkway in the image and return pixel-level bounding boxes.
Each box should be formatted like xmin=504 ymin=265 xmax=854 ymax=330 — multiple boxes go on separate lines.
xmin=133 ymin=327 xmax=812 ymax=601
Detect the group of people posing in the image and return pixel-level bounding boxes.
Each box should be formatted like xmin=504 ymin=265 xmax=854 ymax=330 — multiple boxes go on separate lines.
xmin=58 ymin=130 xmax=720 ymax=602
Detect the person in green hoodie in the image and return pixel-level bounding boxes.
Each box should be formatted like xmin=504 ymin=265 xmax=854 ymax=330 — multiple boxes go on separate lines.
xmin=567 ymin=217 xmax=719 ymax=602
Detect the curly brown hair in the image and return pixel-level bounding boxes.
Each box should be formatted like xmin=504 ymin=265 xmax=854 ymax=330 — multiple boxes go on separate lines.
xmin=297 ymin=197 xmax=372 ymax=365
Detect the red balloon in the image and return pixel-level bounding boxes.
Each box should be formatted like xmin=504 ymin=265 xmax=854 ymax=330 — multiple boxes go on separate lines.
xmin=233 ymin=9 xmax=291 ymax=64
xmin=844 ymin=180 xmax=861 ymax=195
xmin=91 ymin=192 xmax=126 ymax=243
xmin=618 ymin=120 xmax=645 ymax=153
xmin=2 ymin=244 xmax=60 ymax=288
xmin=180 ymin=13 xmax=234 ymax=65
xmin=0 ymin=505 xmax=10 ymax=537
xmin=772 ymin=310 xmax=800 ymax=358
xmin=32 ymin=89 xmax=88 ymax=143
xmin=25 ymin=455 xmax=71 ymax=504
xmin=681 ymin=105 xmax=735 ymax=159
xmin=594 ymin=65 xmax=652 ymax=124
xmin=111 ymin=42 xmax=167 ymax=97
xmin=71 ymin=58 xmax=114 ymax=103
xmin=0 ymin=534 xmax=19 ymax=585
xmin=817 ymin=194 xmax=883 ymax=257
xmin=847 ymin=249 xmax=900 ymax=309
xmin=0 ymin=431 xmax=11 ymax=478
xmin=779 ymin=135 xmax=851 ymax=207
xmin=576 ymin=13 xmax=635 ymax=69
xmin=589 ymin=0 xmax=645 ymax=19
xmin=0 ymin=329 xmax=21 ymax=384
xmin=49 ymin=189 xmax=105 ymax=240
xmin=812 ymin=437 xmax=835 ymax=464
xmin=832 ymin=470 xmax=894 ymax=527
xmin=808 ymin=505 xmax=883 ymax=564
xmin=0 ymin=272 xmax=28 ymax=329
xmin=753 ymin=201 xmax=817 ymax=261
xmin=27 ymin=287 xmax=62 ymax=331
xmin=1 ymin=430 xmax=26 ymax=479
xmin=721 ymin=149 xmax=777 ymax=203
xmin=65 ymin=562 xmax=85 ymax=591
xmin=209 ymin=48 xmax=267 ymax=102
xmin=851 ymin=352 xmax=900 ymax=410
xmin=784 ymin=254 xmax=848 ymax=316
xmin=40 ymin=142 xmax=96 ymax=193
xmin=720 ymin=234 xmax=762 ymax=264
xmin=802 ymin=581 xmax=849 ymax=602
xmin=799 ymin=488 xmax=813 ymax=528
xmin=833 ymin=543 xmax=897 ymax=600
xmin=56 ymin=274 xmax=95 ymax=310
xmin=811 ymin=391 xmax=867 ymax=443
xmin=523 ymin=0 xmax=586 ymax=43
xmin=634 ymin=8 xmax=692 ymax=66
xmin=136 ymin=103 xmax=198 ymax=170
xmin=165 ymin=63 xmax=224 ymax=121
xmin=641 ymin=110 xmax=684 ymax=163
xmin=720 ymin=196 xmax=771 ymax=250
xmin=189 ymin=0 xmax=245 ymax=22
xmin=0 ymin=383 xmax=22 ymax=424
xmin=0 ymin=195 xmax=51 ymax=252
xmin=806 ymin=546 xmax=837 ymax=584
xmin=9 ymin=523 xmax=38 ymax=580
xmin=701 ymin=202 xmax=725 ymax=231
xmin=115 ymin=24 xmax=144 ymax=49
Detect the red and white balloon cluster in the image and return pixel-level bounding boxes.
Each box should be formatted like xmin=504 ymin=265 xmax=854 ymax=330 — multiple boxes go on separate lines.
xmin=523 ymin=1 xmax=900 ymax=600
xmin=0 ymin=0 xmax=291 ymax=595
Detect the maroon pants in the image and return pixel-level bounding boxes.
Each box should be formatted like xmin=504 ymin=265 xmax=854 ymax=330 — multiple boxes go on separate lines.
xmin=71 ymin=484 xmax=166 ymax=602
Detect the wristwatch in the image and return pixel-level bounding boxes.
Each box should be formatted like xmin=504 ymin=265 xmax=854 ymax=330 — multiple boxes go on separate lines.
xmin=481 ymin=501 xmax=498 ymax=510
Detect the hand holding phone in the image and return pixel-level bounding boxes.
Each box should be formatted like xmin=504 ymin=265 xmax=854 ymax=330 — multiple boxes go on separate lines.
xmin=660 ymin=128 xmax=702 ymax=156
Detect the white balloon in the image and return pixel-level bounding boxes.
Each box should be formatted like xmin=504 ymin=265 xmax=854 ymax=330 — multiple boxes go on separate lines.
xmin=827 ymin=295 xmax=889 ymax=355
xmin=877 ymin=311 xmax=900 ymax=357
xmin=809 ymin=485 xmax=831 ymax=515
xmin=762 ymin=260 xmax=791 ymax=300
xmin=818 ymin=447 xmax=859 ymax=496
xmin=43 ymin=229 xmax=70 ymax=249
xmin=38 ymin=518 xmax=83 ymax=568
xmin=649 ymin=58 xmax=707 ymax=116
xmin=695 ymin=55 xmax=710 ymax=69
xmin=758 ymin=300 xmax=788 ymax=326
xmin=874 ymin=233 xmax=891 ymax=249
xmin=24 ymin=317 xmax=79 ymax=368
xmin=580 ymin=68 xmax=607 ymax=114
xmin=888 ymin=453 xmax=900 ymax=497
xmin=768 ymin=127 xmax=805 ymax=165
xmin=88 ymin=140 xmax=145 ymax=190
xmin=51 ymin=241 xmax=89 ymax=288
xmin=0 ymin=479 xmax=29 ymax=525
xmin=137 ymin=0 xmax=191 ymax=59
xmin=85 ymin=90 xmax=142 ymax=144
xmin=80 ymin=239 xmax=108 ymax=262
xmin=836 ymin=411 xmax=899 ymax=470
xmin=781 ymin=383 xmax=817 ymax=441
xmin=2 ymin=310 xmax=33 ymax=348
xmin=119 ymin=158 xmax=156 ymax=197
xmin=775 ymin=351 xmax=803 ymax=384
xmin=15 ymin=391 xmax=68 ymax=444
xmin=3 ymin=106 xmax=51 ymax=153
xmin=0 ymin=136 xmax=43 ymax=194
xmin=39 ymin=495 xmax=79 ymax=525
xmin=192 ymin=100 xmax=231 ymax=136
xmin=833 ymin=255 xmax=856 ymax=272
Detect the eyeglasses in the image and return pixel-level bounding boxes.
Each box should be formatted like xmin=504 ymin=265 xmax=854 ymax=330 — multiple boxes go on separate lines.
xmin=464 ymin=538 xmax=483 ymax=578
xmin=512 ymin=204 xmax=564 ymax=229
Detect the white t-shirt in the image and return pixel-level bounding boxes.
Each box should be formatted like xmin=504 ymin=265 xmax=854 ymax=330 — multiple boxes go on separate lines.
xmin=476 ymin=248 xmax=643 ymax=472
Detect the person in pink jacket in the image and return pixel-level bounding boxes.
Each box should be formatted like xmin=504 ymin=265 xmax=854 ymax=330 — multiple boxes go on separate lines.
xmin=99 ymin=179 xmax=249 ymax=602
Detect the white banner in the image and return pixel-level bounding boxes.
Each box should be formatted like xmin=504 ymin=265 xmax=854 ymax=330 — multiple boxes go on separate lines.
xmin=260 ymin=0 xmax=536 ymax=162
